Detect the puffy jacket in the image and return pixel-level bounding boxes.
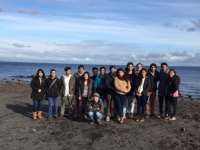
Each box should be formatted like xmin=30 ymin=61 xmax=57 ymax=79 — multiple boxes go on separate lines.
xmin=45 ymin=77 xmax=61 ymax=97
xmin=30 ymin=77 xmax=46 ymax=100
xmin=88 ymin=98 xmax=104 ymax=113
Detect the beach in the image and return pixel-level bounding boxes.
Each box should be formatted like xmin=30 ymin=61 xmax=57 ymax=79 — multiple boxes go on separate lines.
xmin=0 ymin=79 xmax=200 ymax=150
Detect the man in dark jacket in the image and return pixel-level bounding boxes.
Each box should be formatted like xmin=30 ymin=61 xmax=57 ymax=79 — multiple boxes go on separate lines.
xmin=74 ymin=65 xmax=85 ymax=118
xmin=88 ymin=93 xmax=104 ymax=125
xmin=146 ymin=63 xmax=159 ymax=116
xmin=59 ymin=67 xmax=75 ymax=118
xmin=46 ymin=69 xmax=61 ymax=119
xmin=91 ymin=67 xmax=98 ymax=81
xmin=105 ymin=65 xmax=116 ymax=122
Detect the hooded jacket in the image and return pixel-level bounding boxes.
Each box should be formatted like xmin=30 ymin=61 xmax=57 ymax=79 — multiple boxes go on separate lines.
xmin=45 ymin=77 xmax=61 ymax=97
xmin=30 ymin=77 xmax=46 ymax=100
xmin=158 ymin=69 xmax=169 ymax=96
xmin=88 ymin=98 xmax=104 ymax=114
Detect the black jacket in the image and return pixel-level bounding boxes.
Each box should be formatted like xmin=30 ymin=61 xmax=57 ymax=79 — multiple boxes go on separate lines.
xmin=125 ymin=71 xmax=136 ymax=95
xmin=30 ymin=77 xmax=46 ymax=100
xmin=134 ymin=77 xmax=151 ymax=95
xmin=167 ymin=76 xmax=180 ymax=96
xmin=45 ymin=77 xmax=61 ymax=97
xmin=147 ymin=70 xmax=159 ymax=92
xmin=74 ymin=72 xmax=84 ymax=91
xmin=158 ymin=69 xmax=169 ymax=96
xmin=105 ymin=73 xmax=116 ymax=95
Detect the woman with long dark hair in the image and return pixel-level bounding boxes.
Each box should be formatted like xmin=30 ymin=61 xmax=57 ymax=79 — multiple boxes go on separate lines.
xmin=165 ymin=69 xmax=180 ymax=121
xmin=134 ymin=68 xmax=151 ymax=123
xmin=114 ymin=68 xmax=131 ymax=124
xmin=30 ymin=69 xmax=46 ymax=120
xmin=78 ymin=72 xmax=93 ymax=118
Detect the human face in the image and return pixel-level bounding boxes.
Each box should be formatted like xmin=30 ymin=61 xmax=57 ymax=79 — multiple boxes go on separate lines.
xmin=38 ymin=71 xmax=43 ymax=78
xmin=78 ymin=67 xmax=84 ymax=74
xmin=128 ymin=64 xmax=134 ymax=71
xmin=141 ymin=70 xmax=147 ymax=77
xmin=84 ymin=73 xmax=89 ymax=80
xmin=110 ymin=68 xmax=116 ymax=74
xmin=51 ymin=71 xmax=56 ymax=78
xmin=118 ymin=70 xmax=124 ymax=77
xmin=150 ymin=66 xmax=156 ymax=72
xmin=100 ymin=68 xmax=105 ymax=75
xmin=94 ymin=96 xmax=99 ymax=103
xmin=161 ymin=65 xmax=167 ymax=71
xmin=169 ymin=70 xmax=175 ymax=78
xmin=93 ymin=70 xmax=98 ymax=76
xmin=137 ymin=64 xmax=142 ymax=71
xmin=66 ymin=69 xmax=71 ymax=75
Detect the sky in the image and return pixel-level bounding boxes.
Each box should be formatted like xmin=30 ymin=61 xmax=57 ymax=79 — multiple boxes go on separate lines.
xmin=0 ymin=0 xmax=200 ymax=66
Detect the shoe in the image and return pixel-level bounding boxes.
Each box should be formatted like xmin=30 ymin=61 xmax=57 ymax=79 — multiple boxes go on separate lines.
xmin=97 ymin=121 xmax=102 ymax=125
xmin=37 ymin=111 xmax=42 ymax=119
xmin=146 ymin=115 xmax=150 ymax=119
xmin=47 ymin=116 xmax=52 ymax=120
xmin=164 ymin=116 xmax=170 ymax=120
xmin=58 ymin=115 xmax=64 ymax=119
xmin=106 ymin=116 xmax=110 ymax=122
xmin=169 ymin=117 xmax=176 ymax=121
xmin=157 ymin=113 xmax=163 ymax=118
xmin=128 ymin=113 xmax=134 ymax=119
xmin=140 ymin=116 xmax=144 ymax=122
xmin=89 ymin=121 xmax=94 ymax=125
xmin=120 ymin=117 xmax=124 ymax=124
xmin=117 ymin=117 xmax=120 ymax=122
xmin=54 ymin=116 xmax=59 ymax=119
xmin=32 ymin=112 xmax=37 ymax=120
xmin=136 ymin=115 xmax=140 ymax=122
xmin=122 ymin=113 xmax=126 ymax=120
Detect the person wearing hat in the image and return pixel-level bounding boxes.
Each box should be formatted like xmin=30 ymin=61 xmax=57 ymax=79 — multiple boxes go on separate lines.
xmin=88 ymin=93 xmax=104 ymax=125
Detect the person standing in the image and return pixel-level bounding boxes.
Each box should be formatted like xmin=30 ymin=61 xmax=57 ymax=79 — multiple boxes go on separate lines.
xmin=74 ymin=65 xmax=85 ymax=118
xmin=105 ymin=65 xmax=116 ymax=122
xmin=135 ymin=68 xmax=151 ymax=123
xmin=146 ymin=63 xmax=159 ymax=116
xmin=114 ymin=68 xmax=131 ymax=124
xmin=79 ymin=72 xmax=93 ymax=119
xmin=30 ymin=69 xmax=46 ymax=120
xmin=158 ymin=62 xmax=169 ymax=118
xmin=46 ymin=69 xmax=61 ymax=120
xmin=125 ymin=62 xmax=136 ymax=119
xmin=93 ymin=66 xmax=107 ymax=100
xmin=88 ymin=93 xmax=104 ymax=125
xmin=135 ymin=63 xmax=143 ymax=76
xmin=59 ymin=67 xmax=75 ymax=118
xmin=165 ymin=69 xmax=180 ymax=121
xmin=91 ymin=67 xmax=98 ymax=81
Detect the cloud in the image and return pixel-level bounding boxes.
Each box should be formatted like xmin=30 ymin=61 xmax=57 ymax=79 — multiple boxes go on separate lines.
xmin=11 ymin=43 xmax=31 ymax=48
xmin=170 ymin=51 xmax=189 ymax=57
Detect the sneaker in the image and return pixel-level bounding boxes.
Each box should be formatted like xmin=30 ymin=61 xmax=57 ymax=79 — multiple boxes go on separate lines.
xmin=106 ymin=116 xmax=110 ymax=122
xmin=89 ymin=121 xmax=94 ymax=125
xmin=164 ymin=116 xmax=170 ymax=120
xmin=117 ymin=117 xmax=120 ymax=122
xmin=47 ymin=116 xmax=52 ymax=121
xmin=58 ymin=115 xmax=64 ymax=119
xmin=140 ymin=116 xmax=144 ymax=122
xmin=136 ymin=115 xmax=140 ymax=122
xmin=97 ymin=121 xmax=102 ymax=125
xmin=169 ymin=117 xmax=176 ymax=121
xmin=157 ymin=113 xmax=162 ymax=118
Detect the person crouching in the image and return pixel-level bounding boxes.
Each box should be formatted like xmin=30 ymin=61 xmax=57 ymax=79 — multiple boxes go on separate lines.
xmin=88 ymin=93 xmax=104 ymax=125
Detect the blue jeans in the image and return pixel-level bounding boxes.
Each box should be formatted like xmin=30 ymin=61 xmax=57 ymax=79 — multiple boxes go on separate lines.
xmin=48 ymin=97 xmax=58 ymax=117
xmin=127 ymin=95 xmax=135 ymax=113
xmin=115 ymin=93 xmax=127 ymax=117
xmin=136 ymin=95 xmax=148 ymax=116
xmin=88 ymin=111 xmax=103 ymax=122
xmin=33 ymin=99 xmax=42 ymax=112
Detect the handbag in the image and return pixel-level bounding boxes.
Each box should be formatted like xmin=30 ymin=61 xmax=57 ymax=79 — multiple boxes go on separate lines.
xmin=172 ymin=90 xmax=179 ymax=97
xmin=45 ymin=79 xmax=57 ymax=100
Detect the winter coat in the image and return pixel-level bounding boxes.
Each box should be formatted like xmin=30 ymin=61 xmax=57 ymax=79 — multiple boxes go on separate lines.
xmin=147 ymin=70 xmax=159 ymax=92
xmin=30 ymin=77 xmax=46 ymax=100
xmin=124 ymin=71 xmax=136 ymax=95
xmin=114 ymin=77 xmax=131 ymax=95
xmin=93 ymin=74 xmax=107 ymax=94
xmin=134 ymin=77 xmax=151 ymax=95
xmin=105 ymin=73 xmax=116 ymax=95
xmin=158 ymin=69 xmax=169 ymax=96
xmin=79 ymin=79 xmax=93 ymax=99
xmin=88 ymin=98 xmax=104 ymax=114
xmin=74 ymin=72 xmax=84 ymax=91
xmin=60 ymin=75 xmax=76 ymax=97
xmin=167 ymin=76 xmax=180 ymax=97
xmin=45 ymin=77 xmax=61 ymax=97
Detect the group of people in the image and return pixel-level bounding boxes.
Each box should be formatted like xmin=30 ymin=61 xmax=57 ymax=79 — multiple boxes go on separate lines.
xmin=30 ymin=62 xmax=180 ymax=124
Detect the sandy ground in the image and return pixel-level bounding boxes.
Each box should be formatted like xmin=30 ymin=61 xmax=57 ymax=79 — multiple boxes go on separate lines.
xmin=0 ymin=80 xmax=200 ymax=150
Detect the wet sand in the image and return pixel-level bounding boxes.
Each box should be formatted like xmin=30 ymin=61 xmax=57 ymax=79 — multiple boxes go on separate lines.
xmin=0 ymin=80 xmax=200 ymax=150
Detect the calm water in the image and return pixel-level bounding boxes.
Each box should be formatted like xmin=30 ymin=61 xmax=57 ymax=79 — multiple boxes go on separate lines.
xmin=0 ymin=62 xmax=199 ymax=98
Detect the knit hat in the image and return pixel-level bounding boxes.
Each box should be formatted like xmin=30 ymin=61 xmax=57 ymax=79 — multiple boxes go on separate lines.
xmin=93 ymin=93 xmax=100 ymax=98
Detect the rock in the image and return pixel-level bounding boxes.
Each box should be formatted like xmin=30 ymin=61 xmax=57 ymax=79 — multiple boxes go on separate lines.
xmin=31 ymin=128 xmax=36 ymax=132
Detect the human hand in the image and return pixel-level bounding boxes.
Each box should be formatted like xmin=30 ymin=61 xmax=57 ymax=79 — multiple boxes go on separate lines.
xmin=38 ymin=89 xmax=41 ymax=93
xmin=79 ymin=97 xmax=81 ymax=101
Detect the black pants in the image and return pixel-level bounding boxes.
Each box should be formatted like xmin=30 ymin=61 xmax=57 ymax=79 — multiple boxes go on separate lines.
xmin=81 ymin=97 xmax=88 ymax=114
xmin=166 ymin=96 xmax=178 ymax=117
xmin=158 ymin=96 xmax=168 ymax=116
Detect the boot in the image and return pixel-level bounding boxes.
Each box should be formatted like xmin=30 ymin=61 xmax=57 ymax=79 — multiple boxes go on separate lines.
xmin=122 ymin=113 xmax=126 ymax=120
xmin=33 ymin=112 xmax=37 ymax=120
xmin=120 ymin=117 xmax=124 ymax=124
xmin=37 ymin=111 xmax=42 ymax=119
xmin=117 ymin=117 xmax=120 ymax=122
